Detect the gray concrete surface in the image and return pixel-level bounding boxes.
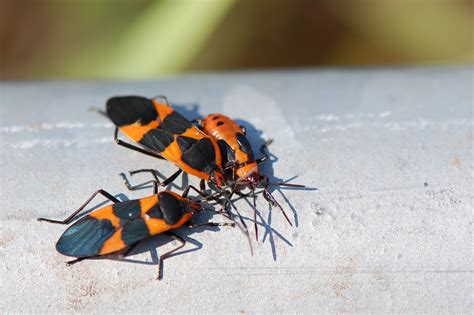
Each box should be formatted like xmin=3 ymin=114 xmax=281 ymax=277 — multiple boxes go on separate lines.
xmin=0 ymin=67 xmax=472 ymax=313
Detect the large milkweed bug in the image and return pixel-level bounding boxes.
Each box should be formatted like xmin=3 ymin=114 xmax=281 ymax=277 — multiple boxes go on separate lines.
xmin=199 ymin=113 xmax=306 ymax=240
xmin=102 ymin=95 xmax=249 ymax=230
xmin=38 ymin=179 xmax=240 ymax=280
xmin=105 ymin=95 xmax=225 ymax=188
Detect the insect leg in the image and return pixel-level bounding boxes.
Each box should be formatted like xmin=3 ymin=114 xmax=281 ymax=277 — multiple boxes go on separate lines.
xmin=151 ymin=95 xmax=170 ymax=106
xmin=38 ymin=190 xmax=119 ymax=224
xmin=114 ymin=127 xmax=165 ymax=160
xmin=182 ymin=184 xmax=210 ymax=199
xmin=262 ymin=185 xmax=293 ymax=226
xmin=66 ymin=257 xmax=91 ymax=266
xmin=120 ymin=169 xmax=161 ymax=192
xmin=160 ymin=169 xmax=183 ymax=187
xmin=250 ymin=187 xmax=259 ymax=241
xmin=218 ymin=188 xmax=247 ymax=230
xmin=181 ymin=185 xmax=226 ymax=211
xmin=200 ymin=179 xmax=206 ymax=193
xmin=117 ymin=241 xmax=142 ymax=259
xmin=157 ymin=232 xmax=186 ymax=280
xmin=254 ymin=139 xmax=274 ymax=164
xmin=221 ymin=193 xmax=254 ymax=256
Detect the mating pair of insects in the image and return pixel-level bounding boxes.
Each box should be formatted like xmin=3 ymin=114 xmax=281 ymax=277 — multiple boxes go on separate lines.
xmin=38 ymin=95 xmax=304 ymax=280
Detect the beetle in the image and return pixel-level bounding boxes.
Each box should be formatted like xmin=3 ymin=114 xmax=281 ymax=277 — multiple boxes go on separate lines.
xmin=103 ymin=95 xmax=249 ymax=228
xmin=199 ymin=113 xmax=306 ymax=240
xmin=38 ymin=180 xmax=236 ymax=280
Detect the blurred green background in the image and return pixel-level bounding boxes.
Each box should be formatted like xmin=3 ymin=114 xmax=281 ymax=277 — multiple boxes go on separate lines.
xmin=1 ymin=0 xmax=472 ymax=79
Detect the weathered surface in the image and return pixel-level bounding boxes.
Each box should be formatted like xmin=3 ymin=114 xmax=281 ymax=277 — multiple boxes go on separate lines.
xmin=0 ymin=67 xmax=472 ymax=313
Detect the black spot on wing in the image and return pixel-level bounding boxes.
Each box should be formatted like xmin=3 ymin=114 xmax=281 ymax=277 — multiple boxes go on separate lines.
xmin=121 ymin=219 xmax=150 ymax=246
xmin=236 ymin=133 xmax=254 ymax=160
xmin=218 ymin=139 xmax=236 ymax=165
xmin=140 ymin=128 xmax=174 ymax=152
xmin=147 ymin=202 xmax=163 ymax=219
xmin=162 ymin=111 xmax=192 ymax=134
xmin=212 ymin=116 xmax=220 ymax=120
xmin=56 ymin=217 xmax=115 ymax=257
xmin=216 ymin=121 xmax=224 ymax=126
xmin=106 ymin=96 xmax=157 ymax=127
xmin=176 ymin=135 xmax=197 ymax=152
xmin=112 ymin=200 xmax=142 ymax=222
xmin=177 ymin=136 xmax=216 ymax=174
xmin=158 ymin=192 xmax=186 ymax=225
xmin=111 ymin=199 xmax=151 ymax=246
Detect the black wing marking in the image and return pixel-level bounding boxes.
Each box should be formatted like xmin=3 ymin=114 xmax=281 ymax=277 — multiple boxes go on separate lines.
xmin=106 ymin=96 xmax=158 ymax=126
xmin=56 ymin=217 xmax=116 ymax=257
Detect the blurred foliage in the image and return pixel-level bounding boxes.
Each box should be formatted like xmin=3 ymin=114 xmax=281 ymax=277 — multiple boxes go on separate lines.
xmin=0 ymin=0 xmax=472 ymax=79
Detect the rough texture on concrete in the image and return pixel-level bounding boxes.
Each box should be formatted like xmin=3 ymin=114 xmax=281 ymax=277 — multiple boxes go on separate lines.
xmin=0 ymin=67 xmax=472 ymax=313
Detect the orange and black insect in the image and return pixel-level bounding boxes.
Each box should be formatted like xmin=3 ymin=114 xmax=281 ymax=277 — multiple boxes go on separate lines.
xmin=103 ymin=95 xmax=249 ymax=229
xmin=200 ymin=113 xmax=305 ymax=240
xmin=38 ymin=180 xmax=235 ymax=280
xmin=105 ymin=95 xmax=225 ymax=188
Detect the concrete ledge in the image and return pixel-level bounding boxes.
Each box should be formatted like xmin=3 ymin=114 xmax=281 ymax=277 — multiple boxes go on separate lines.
xmin=0 ymin=67 xmax=472 ymax=313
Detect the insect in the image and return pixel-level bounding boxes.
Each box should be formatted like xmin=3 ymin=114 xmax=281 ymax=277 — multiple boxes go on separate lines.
xmin=105 ymin=95 xmax=225 ymax=188
xmin=199 ymin=113 xmax=305 ymax=240
xmin=38 ymin=180 xmax=236 ymax=280
xmin=104 ymin=95 xmax=249 ymax=229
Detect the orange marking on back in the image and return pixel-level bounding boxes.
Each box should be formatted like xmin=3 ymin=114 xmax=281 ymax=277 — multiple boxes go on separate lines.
xmin=158 ymin=125 xmax=222 ymax=182
xmin=120 ymin=120 xmax=159 ymax=143
xmin=99 ymin=229 xmax=127 ymax=255
xmin=145 ymin=212 xmax=193 ymax=236
xmin=153 ymin=101 xmax=174 ymax=122
xmin=89 ymin=205 xmax=121 ymax=227
xmin=139 ymin=195 xmax=159 ymax=215
xmin=117 ymin=100 xmax=171 ymax=144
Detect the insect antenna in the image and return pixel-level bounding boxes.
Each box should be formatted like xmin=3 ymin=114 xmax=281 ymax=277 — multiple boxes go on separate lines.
xmin=234 ymin=213 xmax=254 ymax=256
xmin=244 ymin=186 xmax=259 ymax=242
xmin=88 ymin=107 xmax=109 ymax=118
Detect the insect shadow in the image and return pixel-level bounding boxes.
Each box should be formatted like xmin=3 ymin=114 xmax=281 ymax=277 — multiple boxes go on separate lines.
xmin=234 ymin=118 xmax=310 ymax=260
